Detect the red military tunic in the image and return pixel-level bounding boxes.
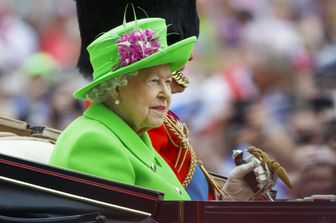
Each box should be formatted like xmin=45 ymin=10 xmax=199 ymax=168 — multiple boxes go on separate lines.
xmin=148 ymin=111 xmax=195 ymax=187
xmin=148 ymin=111 xmax=217 ymax=200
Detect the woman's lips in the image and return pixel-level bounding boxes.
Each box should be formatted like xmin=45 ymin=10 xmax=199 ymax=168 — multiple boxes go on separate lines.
xmin=150 ymin=106 xmax=168 ymax=114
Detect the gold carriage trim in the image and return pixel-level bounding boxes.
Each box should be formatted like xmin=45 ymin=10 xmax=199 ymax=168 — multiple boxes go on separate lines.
xmin=163 ymin=114 xmax=196 ymax=188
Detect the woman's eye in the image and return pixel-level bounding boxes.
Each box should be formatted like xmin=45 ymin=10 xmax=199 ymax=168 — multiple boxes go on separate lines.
xmin=166 ymin=79 xmax=172 ymax=85
xmin=150 ymin=79 xmax=159 ymax=84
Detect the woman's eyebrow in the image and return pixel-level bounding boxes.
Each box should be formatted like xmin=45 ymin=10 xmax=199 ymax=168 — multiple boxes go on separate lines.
xmin=147 ymin=73 xmax=162 ymax=78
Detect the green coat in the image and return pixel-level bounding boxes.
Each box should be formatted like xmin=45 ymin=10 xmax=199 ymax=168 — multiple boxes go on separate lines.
xmin=49 ymin=103 xmax=190 ymax=201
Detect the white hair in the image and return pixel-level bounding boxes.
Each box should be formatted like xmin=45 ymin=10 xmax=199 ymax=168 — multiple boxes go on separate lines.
xmin=86 ymin=72 xmax=137 ymax=103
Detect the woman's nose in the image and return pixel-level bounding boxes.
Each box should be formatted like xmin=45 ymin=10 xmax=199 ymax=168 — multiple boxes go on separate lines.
xmin=159 ymin=82 xmax=171 ymax=100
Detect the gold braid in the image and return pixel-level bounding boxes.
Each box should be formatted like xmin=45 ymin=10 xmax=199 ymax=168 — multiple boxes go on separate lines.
xmin=163 ymin=115 xmax=196 ymax=188
xmin=183 ymin=147 xmax=197 ymax=188
xmin=247 ymin=146 xmax=292 ymax=188
xmin=162 ymin=123 xmax=183 ymax=167
xmin=172 ymin=71 xmax=190 ymax=88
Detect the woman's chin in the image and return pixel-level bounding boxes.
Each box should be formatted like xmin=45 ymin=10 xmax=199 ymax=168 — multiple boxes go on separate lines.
xmin=137 ymin=119 xmax=164 ymax=135
xmin=148 ymin=118 xmax=164 ymax=129
xmin=152 ymin=121 xmax=164 ymax=128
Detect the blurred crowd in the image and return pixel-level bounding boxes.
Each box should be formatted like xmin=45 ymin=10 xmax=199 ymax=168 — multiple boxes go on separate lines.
xmin=0 ymin=0 xmax=84 ymax=130
xmin=0 ymin=0 xmax=335 ymax=200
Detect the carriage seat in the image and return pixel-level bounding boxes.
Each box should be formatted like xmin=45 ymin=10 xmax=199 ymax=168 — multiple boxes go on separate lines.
xmin=0 ymin=116 xmax=60 ymax=164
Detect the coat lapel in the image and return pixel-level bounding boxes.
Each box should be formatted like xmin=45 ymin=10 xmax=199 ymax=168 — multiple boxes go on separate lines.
xmin=84 ymin=103 xmax=155 ymax=168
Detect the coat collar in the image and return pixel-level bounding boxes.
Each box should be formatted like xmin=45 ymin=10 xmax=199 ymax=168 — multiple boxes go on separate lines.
xmin=84 ymin=103 xmax=156 ymax=168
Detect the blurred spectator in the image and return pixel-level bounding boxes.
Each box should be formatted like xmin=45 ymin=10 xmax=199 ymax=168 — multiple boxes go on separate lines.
xmin=49 ymin=74 xmax=86 ymax=130
xmin=0 ymin=0 xmax=38 ymax=73
xmin=39 ymin=13 xmax=80 ymax=68
xmin=11 ymin=52 xmax=58 ymax=126
xmin=291 ymin=160 xmax=336 ymax=198
xmin=323 ymin=119 xmax=336 ymax=151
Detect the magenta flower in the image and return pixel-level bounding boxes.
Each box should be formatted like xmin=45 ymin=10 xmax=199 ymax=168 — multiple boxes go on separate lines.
xmin=116 ymin=28 xmax=160 ymax=67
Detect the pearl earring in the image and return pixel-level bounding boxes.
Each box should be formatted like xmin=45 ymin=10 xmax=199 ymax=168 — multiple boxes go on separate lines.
xmin=114 ymin=99 xmax=120 ymax=105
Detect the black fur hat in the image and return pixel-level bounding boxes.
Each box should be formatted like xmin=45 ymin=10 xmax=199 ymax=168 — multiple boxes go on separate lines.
xmin=75 ymin=0 xmax=200 ymax=78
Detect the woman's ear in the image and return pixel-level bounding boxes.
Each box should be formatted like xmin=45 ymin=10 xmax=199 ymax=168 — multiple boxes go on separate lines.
xmin=110 ymin=88 xmax=120 ymax=101
xmin=105 ymin=89 xmax=120 ymax=108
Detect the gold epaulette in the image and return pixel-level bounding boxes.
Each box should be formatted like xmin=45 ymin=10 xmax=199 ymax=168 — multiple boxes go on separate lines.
xmin=172 ymin=71 xmax=190 ymax=88
xmin=163 ymin=114 xmax=196 ymax=188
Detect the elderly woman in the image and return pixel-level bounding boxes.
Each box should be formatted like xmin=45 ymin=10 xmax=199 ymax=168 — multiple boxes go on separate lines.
xmin=50 ymin=17 xmax=271 ymax=201
xmin=50 ymin=18 xmax=196 ymax=200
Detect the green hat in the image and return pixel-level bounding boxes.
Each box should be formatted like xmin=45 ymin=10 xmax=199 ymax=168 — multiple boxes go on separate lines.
xmin=73 ymin=18 xmax=196 ymax=99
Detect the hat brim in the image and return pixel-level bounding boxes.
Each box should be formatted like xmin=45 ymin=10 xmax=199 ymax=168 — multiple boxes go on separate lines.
xmin=74 ymin=36 xmax=197 ymax=99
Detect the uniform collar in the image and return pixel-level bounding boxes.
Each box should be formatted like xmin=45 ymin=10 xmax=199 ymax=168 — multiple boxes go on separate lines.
xmin=84 ymin=103 xmax=156 ymax=167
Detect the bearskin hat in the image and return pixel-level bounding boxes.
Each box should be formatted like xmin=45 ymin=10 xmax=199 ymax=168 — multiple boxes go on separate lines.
xmin=75 ymin=0 xmax=200 ymax=78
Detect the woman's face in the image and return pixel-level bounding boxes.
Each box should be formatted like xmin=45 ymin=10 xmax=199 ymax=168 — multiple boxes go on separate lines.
xmin=114 ymin=64 xmax=172 ymax=134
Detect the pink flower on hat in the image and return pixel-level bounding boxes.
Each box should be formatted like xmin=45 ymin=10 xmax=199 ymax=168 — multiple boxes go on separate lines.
xmin=116 ymin=28 xmax=160 ymax=67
